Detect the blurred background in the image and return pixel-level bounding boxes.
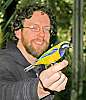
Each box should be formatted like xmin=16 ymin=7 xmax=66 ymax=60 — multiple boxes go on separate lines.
xmin=0 ymin=0 xmax=86 ymax=100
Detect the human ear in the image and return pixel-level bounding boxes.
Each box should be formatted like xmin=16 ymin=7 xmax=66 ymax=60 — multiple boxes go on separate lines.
xmin=15 ymin=29 xmax=21 ymax=39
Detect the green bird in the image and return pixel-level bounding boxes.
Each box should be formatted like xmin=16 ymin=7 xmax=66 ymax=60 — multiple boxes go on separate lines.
xmin=24 ymin=41 xmax=70 ymax=72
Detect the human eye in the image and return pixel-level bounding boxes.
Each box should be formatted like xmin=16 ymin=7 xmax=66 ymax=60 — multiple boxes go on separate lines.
xmin=43 ymin=26 xmax=50 ymax=33
xmin=29 ymin=25 xmax=34 ymax=29
xmin=29 ymin=24 xmax=39 ymax=32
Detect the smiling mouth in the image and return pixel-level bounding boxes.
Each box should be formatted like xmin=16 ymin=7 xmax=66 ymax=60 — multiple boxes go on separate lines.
xmin=35 ymin=41 xmax=43 ymax=45
xmin=33 ymin=39 xmax=44 ymax=45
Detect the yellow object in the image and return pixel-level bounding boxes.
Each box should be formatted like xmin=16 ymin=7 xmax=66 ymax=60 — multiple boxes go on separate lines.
xmin=24 ymin=41 xmax=70 ymax=72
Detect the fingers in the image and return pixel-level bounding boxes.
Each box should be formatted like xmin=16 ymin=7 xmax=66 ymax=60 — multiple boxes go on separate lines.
xmin=48 ymin=73 xmax=68 ymax=91
xmin=44 ymin=60 xmax=68 ymax=78
xmin=42 ymin=71 xmax=62 ymax=87
xmin=42 ymin=72 xmax=67 ymax=92
xmin=38 ymin=60 xmax=68 ymax=95
xmin=55 ymin=77 xmax=68 ymax=92
xmin=42 ymin=73 xmax=68 ymax=92
xmin=37 ymin=73 xmax=67 ymax=98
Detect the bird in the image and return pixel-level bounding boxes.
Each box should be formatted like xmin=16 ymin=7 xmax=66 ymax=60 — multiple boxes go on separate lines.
xmin=24 ymin=41 xmax=70 ymax=72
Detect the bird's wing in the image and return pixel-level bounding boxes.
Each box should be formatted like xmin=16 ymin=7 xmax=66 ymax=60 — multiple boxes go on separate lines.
xmin=39 ymin=48 xmax=58 ymax=60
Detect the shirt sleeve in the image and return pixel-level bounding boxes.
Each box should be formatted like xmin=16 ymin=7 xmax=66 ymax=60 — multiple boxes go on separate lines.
xmin=0 ymin=64 xmax=54 ymax=100
xmin=0 ymin=75 xmax=39 ymax=100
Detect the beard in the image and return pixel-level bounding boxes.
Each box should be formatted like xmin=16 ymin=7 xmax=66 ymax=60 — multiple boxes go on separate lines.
xmin=22 ymin=39 xmax=49 ymax=58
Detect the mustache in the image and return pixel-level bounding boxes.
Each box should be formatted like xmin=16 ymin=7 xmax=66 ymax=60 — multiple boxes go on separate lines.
xmin=33 ymin=38 xmax=44 ymax=41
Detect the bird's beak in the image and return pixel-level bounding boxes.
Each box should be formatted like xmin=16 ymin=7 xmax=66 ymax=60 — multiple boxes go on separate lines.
xmin=69 ymin=43 xmax=73 ymax=48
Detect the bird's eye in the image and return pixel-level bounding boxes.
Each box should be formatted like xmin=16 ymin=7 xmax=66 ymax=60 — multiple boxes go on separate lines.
xmin=61 ymin=43 xmax=70 ymax=49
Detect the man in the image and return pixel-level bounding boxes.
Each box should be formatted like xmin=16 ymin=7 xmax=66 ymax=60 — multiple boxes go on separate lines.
xmin=0 ymin=4 xmax=68 ymax=100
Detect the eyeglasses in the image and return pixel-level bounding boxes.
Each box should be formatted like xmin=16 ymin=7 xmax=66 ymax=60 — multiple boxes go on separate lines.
xmin=23 ymin=23 xmax=50 ymax=33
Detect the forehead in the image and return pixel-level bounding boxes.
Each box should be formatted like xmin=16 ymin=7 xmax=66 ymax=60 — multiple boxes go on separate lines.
xmin=24 ymin=11 xmax=50 ymax=26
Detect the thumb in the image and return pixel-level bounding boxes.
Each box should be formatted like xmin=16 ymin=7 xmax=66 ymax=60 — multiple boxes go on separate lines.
xmin=44 ymin=60 xmax=68 ymax=77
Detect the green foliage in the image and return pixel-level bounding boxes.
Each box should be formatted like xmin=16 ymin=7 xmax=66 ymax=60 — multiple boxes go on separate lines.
xmin=0 ymin=0 xmax=86 ymax=100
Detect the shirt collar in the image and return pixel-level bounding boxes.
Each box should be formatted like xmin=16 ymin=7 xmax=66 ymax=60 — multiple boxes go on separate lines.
xmin=6 ymin=41 xmax=30 ymax=68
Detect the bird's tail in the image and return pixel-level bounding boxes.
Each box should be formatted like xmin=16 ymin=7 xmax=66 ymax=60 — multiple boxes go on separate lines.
xmin=24 ymin=65 xmax=34 ymax=72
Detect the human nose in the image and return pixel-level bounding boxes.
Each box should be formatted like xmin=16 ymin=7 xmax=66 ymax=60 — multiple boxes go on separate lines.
xmin=38 ymin=27 xmax=45 ymax=37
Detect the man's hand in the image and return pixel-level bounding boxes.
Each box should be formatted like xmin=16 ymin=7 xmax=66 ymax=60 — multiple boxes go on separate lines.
xmin=37 ymin=60 xmax=68 ymax=98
